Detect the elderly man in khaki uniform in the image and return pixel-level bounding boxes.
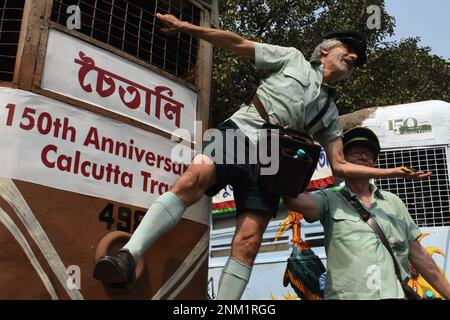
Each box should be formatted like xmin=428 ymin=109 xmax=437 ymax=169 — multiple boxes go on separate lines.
xmin=285 ymin=127 xmax=450 ymax=299
xmin=93 ymin=13 xmax=430 ymax=299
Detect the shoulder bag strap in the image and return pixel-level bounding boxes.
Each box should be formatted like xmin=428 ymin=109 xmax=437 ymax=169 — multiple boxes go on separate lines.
xmin=251 ymin=94 xmax=270 ymax=123
xmin=305 ymin=93 xmax=331 ymax=130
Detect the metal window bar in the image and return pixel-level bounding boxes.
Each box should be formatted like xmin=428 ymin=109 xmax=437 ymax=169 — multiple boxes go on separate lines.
xmin=375 ymin=146 xmax=450 ymax=227
xmin=54 ymin=2 xmax=195 ymax=57
xmin=68 ymin=1 xmax=197 ymax=62
xmin=51 ymin=0 xmax=200 ymax=83
xmin=0 ymin=0 xmax=25 ymax=81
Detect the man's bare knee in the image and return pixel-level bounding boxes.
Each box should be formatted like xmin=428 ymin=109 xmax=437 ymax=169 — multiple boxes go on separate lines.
xmin=170 ymin=173 xmax=201 ymax=205
xmin=171 ymin=164 xmax=216 ymax=206
xmin=191 ymin=154 xmax=215 ymax=166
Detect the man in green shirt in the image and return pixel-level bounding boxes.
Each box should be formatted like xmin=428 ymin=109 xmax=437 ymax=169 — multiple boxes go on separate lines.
xmin=285 ymin=127 xmax=450 ymax=299
xmin=93 ymin=13 xmax=430 ymax=299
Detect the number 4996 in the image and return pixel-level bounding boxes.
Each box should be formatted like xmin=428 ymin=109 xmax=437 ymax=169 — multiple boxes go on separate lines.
xmin=99 ymin=203 xmax=146 ymax=233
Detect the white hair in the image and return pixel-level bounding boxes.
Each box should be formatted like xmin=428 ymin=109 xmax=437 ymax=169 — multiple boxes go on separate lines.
xmin=310 ymin=39 xmax=344 ymax=61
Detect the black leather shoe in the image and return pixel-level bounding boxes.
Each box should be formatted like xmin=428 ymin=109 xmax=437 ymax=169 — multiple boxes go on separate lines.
xmin=93 ymin=249 xmax=136 ymax=290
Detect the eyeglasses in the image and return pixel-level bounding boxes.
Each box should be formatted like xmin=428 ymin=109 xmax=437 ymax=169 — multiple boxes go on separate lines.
xmin=345 ymin=149 xmax=375 ymax=159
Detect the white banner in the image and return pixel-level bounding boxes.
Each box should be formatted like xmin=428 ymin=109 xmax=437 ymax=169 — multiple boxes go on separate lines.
xmin=0 ymin=88 xmax=209 ymax=225
xmin=41 ymin=29 xmax=197 ymax=142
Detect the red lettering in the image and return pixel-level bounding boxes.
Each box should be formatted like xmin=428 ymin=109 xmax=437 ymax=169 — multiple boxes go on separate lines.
xmin=105 ymin=164 xmax=114 ymax=183
xmin=61 ymin=118 xmax=76 ymax=142
xmin=101 ymin=137 xmax=115 ymax=154
xmin=41 ymin=146 xmax=133 ymax=187
xmin=114 ymin=141 xmax=127 ymax=158
xmin=159 ymin=182 xmax=169 ymax=195
xmin=74 ymin=147 xmax=80 ymax=174
xmin=37 ymin=112 xmax=53 ymax=135
xmin=57 ymin=154 xmax=72 ymax=172
xmin=113 ymin=165 xmax=121 ymax=185
xmin=156 ymin=155 xmax=165 ymax=169
xmin=20 ymin=107 xmax=36 ymax=130
xmin=135 ymin=147 xmax=145 ymax=162
xmin=145 ymin=152 xmax=155 ymax=166
xmin=141 ymin=171 xmax=151 ymax=192
xmin=92 ymin=163 xmax=104 ymax=180
xmin=41 ymin=144 xmax=57 ymax=168
xmin=128 ymin=139 xmax=135 ymax=159
xmin=172 ymin=162 xmax=182 ymax=175
xmin=121 ymin=172 xmax=133 ymax=188
xmin=81 ymin=159 xmax=91 ymax=177
xmin=5 ymin=103 xmax=16 ymax=126
xmin=164 ymin=157 xmax=172 ymax=172
xmin=84 ymin=127 xmax=100 ymax=148
xmin=150 ymin=178 xmax=158 ymax=194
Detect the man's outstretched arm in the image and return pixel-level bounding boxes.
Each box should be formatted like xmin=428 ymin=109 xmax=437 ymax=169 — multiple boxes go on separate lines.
xmin=325 ymin=138 xmax=432 ymax=180
xmin=156 ymin=13 xmax=255 ymax=59
xmin=283 ymin=193 xmax=320 ymax=222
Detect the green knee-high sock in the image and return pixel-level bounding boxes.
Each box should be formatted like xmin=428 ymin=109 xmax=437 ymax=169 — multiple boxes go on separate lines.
xmin=124 ymin=192 xmax=186 ymax=262
xmin=217 ymin=257 xmax=252 ymax=300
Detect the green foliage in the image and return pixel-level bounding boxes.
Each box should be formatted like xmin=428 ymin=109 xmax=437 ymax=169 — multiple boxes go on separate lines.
xmin=210 ymin=0 xmax=449 ymax=125
xmin=337 ymin=38 xmax=450 ymax=114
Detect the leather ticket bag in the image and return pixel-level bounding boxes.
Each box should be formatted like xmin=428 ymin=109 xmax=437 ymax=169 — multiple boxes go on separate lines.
xmin=252 ymin=94 xmax=330 ymax=197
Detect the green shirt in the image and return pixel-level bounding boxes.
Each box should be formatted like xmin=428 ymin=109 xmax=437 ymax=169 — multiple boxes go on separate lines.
xmin=310 ymin=184 xmax=422 ymax=300
xmin=229 ymin=42 xmax=342 ymax=147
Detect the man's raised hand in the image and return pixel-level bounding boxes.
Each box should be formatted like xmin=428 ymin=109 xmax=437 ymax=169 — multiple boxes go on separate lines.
xmin=393 ymin=166 xmax=432 ymax=180
xmin=156 ymin=13 xmax=186 ymax=35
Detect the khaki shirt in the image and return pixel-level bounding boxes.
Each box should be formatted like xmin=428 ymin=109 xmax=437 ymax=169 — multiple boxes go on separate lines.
xmin=310 ymin=184 xmax=422 ymax=300
xmin=229 ymin=42 xmax=342 ymax=147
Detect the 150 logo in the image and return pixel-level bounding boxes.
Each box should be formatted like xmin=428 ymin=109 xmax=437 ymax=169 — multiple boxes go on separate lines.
xmin=387 ymin=117 xmax=432 ymax=135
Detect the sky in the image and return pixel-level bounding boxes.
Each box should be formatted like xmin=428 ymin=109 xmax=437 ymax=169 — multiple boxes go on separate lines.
xmin=384 ymin=0 xmax=450 ymax=59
